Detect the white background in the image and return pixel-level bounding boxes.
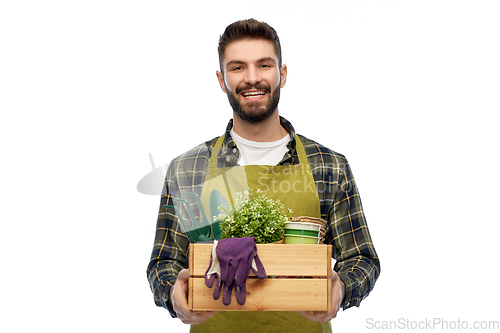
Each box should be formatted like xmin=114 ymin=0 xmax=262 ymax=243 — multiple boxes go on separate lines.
xmin=1 ymin=1 xmax=499 ymax=332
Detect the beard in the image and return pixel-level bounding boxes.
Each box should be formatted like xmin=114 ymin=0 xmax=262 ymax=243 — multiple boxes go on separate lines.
xmin=226 ymin=82 xmax=281 ymax=123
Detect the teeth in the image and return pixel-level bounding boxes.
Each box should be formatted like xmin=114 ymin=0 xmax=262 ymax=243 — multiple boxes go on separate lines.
xmin=243 ymin=91 xmax=266 ymax=98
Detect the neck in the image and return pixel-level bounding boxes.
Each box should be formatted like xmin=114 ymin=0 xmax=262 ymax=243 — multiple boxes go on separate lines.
xmin=232 ymin=109 xmax=288 ymax=142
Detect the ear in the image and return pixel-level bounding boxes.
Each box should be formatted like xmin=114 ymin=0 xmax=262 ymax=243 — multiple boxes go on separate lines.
xmin=216 ymin=70 xmax=227 ymax=93
xmin=279 ymin=64 xmax=287 ymax=88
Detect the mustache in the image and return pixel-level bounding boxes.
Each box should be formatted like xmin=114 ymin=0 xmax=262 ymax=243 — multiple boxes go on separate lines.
xmin=235 ymin=83 xmax=271 ymax=95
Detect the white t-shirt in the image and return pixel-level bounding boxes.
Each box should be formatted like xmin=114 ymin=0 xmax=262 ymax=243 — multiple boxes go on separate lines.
xmin=230 ymin=129 xmax=290 ymax=166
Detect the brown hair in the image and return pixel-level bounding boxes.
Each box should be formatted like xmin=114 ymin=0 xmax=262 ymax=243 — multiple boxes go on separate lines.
xmin=218 ymin=18 xmax=282 ymax=72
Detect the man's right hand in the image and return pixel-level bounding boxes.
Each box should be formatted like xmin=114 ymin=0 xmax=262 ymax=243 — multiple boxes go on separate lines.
xmin=170 ymin=268 xmax=218 ymax=325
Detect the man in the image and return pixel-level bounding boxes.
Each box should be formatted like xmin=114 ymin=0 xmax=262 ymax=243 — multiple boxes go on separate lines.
xmin=147 ymin=19 xmax=380 ymax=333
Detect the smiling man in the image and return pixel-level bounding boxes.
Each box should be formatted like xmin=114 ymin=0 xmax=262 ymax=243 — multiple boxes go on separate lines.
xmin=217 ymin=36 xmax=288 ymax=145
xmin=147 ymin=19 xmax=380 ymax=333
xmin=218 ymin=39 xmax=285 ymax=124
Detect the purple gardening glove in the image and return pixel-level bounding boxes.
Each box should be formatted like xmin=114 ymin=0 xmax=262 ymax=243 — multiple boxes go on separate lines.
xmin=205 ymin=237 xmax=266 ymax=305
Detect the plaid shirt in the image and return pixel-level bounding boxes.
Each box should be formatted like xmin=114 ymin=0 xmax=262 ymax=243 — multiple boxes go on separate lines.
xmin=147 ymin=117 xmax=380 ymax=317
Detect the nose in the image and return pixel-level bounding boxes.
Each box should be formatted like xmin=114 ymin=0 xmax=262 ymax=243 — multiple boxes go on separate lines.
xmin=244 ymin=66 xmax=261 ymax=85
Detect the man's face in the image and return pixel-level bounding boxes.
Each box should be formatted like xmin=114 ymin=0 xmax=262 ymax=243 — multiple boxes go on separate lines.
xmin=217 ymin=39 xmax=287 ymax=122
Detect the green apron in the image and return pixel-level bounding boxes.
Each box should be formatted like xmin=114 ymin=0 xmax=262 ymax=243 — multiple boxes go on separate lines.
xmin=191 ymin=135 xmax=332 ymax=333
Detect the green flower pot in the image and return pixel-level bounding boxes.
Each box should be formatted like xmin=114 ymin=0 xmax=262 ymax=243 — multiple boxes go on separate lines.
xmin=284 ymin=234 xmax=320 ymax=244
xmin=284 ymin=228 xmax=320 ymax=237
xmin=284 ymin=222 xmax=322 ymax=232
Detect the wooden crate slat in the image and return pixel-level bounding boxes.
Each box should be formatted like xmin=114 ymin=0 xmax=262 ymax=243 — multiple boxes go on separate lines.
xmin=189 ymin=277 xmax=331 ymax=311
xmin=189 ymin=244 xmax=332 ymax=277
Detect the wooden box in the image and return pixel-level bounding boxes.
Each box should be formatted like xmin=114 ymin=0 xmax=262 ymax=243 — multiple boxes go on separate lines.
xmin=188 ymin=243 xmax=332 ymax=311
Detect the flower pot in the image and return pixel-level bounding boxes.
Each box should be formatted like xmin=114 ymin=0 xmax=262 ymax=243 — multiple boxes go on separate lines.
xmin=284 ymin=221 xmax=322 ymax=232
xmin=283 ymin=234 xmax=321 ymax=244
xmin=284 ymin=228 xmax=320 ymax=237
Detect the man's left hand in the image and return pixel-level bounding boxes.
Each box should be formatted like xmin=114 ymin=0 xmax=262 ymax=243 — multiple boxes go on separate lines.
xmin=296 ymin=270 xmax=345 ymax=323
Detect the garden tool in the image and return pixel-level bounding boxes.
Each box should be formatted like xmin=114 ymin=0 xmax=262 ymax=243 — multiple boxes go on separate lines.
xmin=208 ymin=189 xmax=230 ymax=240
xmin=164 ymin=192 xmax=211 ymax=242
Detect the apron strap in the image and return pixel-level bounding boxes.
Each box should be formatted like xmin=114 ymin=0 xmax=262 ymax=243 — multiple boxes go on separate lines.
xmin=210 ymin=135 xmax=226 ymax=177
xmin=293 ymin=134 xmax=309 ymax=165
xmin=211 ymin=135 xmax=234 ymax=203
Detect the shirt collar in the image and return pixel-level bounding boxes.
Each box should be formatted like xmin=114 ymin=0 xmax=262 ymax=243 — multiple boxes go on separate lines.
xmin=216 ymin=116 xmax=297 ymax=166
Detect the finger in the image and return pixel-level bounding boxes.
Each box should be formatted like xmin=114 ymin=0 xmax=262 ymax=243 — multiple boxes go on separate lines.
xmin=205 ymin=256 xmax=215 ymax=287
xmin=172 ymin=288 xmax=189 ymax=314
xmin=171 ymin=270 xmax=220 ymax=325
xmin=297 ymin=310 xmax=336 ymax=323
xmin=329 ymin=269 xmax=338 ymax=280
xmin=173 ymin=291 xmax=219 ymax=324
xmin=177 ymin=311 xmax=218 ymax=323
xmin=178 ymin=311 xmax=218 ymax=325
xmin=222 ymin=281 xmax=234 ymax=306
xmin=205 ymin=273 xmax=216 ymax=288
xmin=234 ymin=263 xmax=247 ymax=287
xmin=171 ymin=269 xmax=191 ymax=314
xmin=217 ymin=256 xmax=230 ymax=283
xmin=225 ymin=260 xmax=238 ymax=287
xmin=178 ymin=268 xmax=190 ymax=280
xmin=296 ymin=311 xmax=325 ymax=319
xmin=213 ymin=276 xmax=222 ymax=300
xmin=235 ymin=282 xmax=246 ymax=305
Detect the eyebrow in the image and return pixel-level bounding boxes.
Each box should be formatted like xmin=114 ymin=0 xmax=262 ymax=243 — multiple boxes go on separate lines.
xmin=226 ymin=57 xmax=277 ymax=67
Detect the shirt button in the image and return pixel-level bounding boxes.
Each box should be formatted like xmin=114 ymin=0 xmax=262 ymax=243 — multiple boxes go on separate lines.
xmin=233 ymin=148 xmax=237 ymax=153
xmin=226 ymin=156 xmax=230 ymax=162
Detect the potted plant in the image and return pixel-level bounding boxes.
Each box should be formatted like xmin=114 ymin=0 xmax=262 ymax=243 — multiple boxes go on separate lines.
xmin=216 ymin=188 xmax=291 ymax=244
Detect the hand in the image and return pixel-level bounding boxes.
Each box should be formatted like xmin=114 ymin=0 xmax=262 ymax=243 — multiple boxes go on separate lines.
xmin=296 ymin=270 xmax=345 ymax=323
xmin=170 ymin=269 xmax=218 ymax=325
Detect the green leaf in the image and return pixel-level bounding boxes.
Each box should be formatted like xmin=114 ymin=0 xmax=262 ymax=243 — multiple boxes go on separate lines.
xmin=219 ymin=188 xmax=289 ymax=244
